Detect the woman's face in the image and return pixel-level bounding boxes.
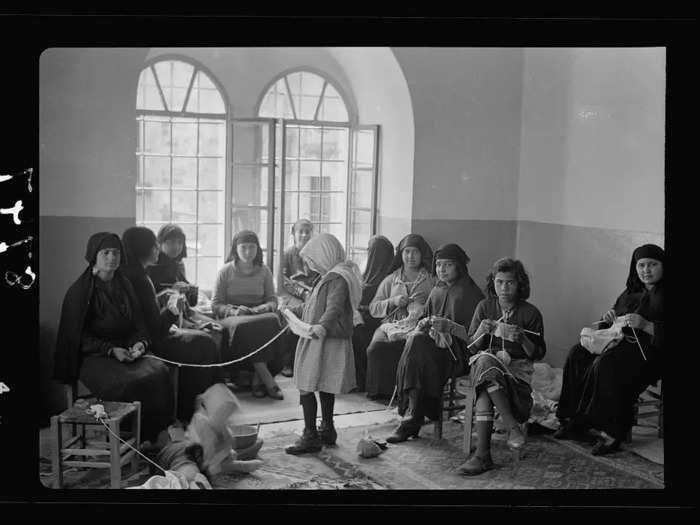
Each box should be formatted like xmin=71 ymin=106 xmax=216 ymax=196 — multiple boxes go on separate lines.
xmin=636 ymin=258 xmax=663 ymax=287
xmin=435 ymin=258 xmax=459 ymax=283
xmin=146 ymin=243 xmax=160 ymax=266
xmin=162 ymin=238 xmax=184 ymax=259
xmin=236 ymin=242 xmax=258 ymax=264
xmin=294 ymin=225 xmax=312 ymax=248
xmin=402 ymin=246 xmax=422 ymax=270
xmin=94 ymin=248 xmax=120 ymax=273
xmin=494 ymin=271 xmax=518 ymax=303
xmin=303 ymin=255 xmax=321 ymax=275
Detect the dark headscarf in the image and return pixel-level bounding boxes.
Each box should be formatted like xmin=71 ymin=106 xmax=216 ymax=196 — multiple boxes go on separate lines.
xmin=360 ymin=235 xmax=395 ymax=306
xmin=54 ymin=232 xmax=144 ymax=383
xmin=225 ymin=230 xmax=263 ymax=266
xmin=626 ymin=244 xmax=665 ymax=293
xmin=85 ymin=232 xmax=123 ymax=265
xmin=432 ymin=243 xmax=470 ymax=277
xmin=122 ymin=227 xmax=158 ymax=269
xmin=388 ymin=234 xmax=433 ymax=274
xmin=157 ymin=224 xmax=187 ymax=260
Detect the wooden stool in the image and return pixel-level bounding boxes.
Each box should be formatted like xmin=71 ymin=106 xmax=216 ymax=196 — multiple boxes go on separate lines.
xmin=433 ymin=372 xmax=466 ymax=439
xmin=51 ymin=401 xmax=141 ymax=489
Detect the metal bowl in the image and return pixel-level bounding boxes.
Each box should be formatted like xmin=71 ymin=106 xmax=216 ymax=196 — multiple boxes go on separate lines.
xmin=228 ymin=424 xmax=258 ymax=450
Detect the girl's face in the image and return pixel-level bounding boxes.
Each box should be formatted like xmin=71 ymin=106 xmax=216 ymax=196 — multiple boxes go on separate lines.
xmin=162 ymin=238 xmax=184 ymax=259
xmin=146 ymin=243 xmax=160 ymax=266
xmin=435 ymin=258 xmax=459 ymax=283
xmin=494 ymin=271 xmax=518 ymax=303
xmin=402 ymin=246 xmax=422 ymax=270
xmin=236 ymin=242 xmax=258 ymax=264
xmin=302 ymin=255 xmax=321 ymax=275
xmin=294 ymin=225 xmax=312 ymax=248
xmin=636 ymin=258 xmax=663 ymax=287
xmin=94 ymin=248 xmax=120 ymax=273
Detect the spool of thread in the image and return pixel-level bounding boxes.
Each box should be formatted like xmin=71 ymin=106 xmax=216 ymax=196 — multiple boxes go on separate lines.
xmin=496 ymin=350 xmax=511 ymax=366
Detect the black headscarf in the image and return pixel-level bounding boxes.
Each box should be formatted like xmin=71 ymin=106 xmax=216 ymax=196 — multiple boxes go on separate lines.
xmin=432 ymin=243 xmax=470 ymax=277
xmin=84 ymin=232 xmax=123 ymax=265
xmin=226 ymin=230 xmax=264 ymax=265
xmin=388 ymin=233 xmax=433 ymax=274
xmin=122 ymin=227 xmax=158 ymax=269
xmin=626 ymin=243 xmax=665 ymax=293
xmin=157 ymin=224 xmax=187 ymax=260
xmin=360 ymin=235 xmax=395 ymax=306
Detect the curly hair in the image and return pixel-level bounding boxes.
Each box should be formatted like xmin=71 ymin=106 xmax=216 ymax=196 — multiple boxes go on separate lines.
xmin=485 ymin=257 xmax=530 ymax=301
xmin=226 ymin=230 xmax=264 ymax=266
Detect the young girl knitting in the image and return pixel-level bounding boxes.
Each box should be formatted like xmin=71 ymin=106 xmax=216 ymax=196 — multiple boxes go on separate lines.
xmin=281 ymin=233 xmax=362 ymax=454
xmin=460 ymin=257 xmax=546 ymax=476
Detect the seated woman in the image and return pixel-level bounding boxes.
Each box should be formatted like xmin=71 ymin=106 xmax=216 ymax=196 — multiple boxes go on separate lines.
xmin=277 ymin=218 xmax=318 ymax=378
xmin=282 ymin=233 xmax=362 ymax=454
xmin=351 ymin=235 xmax=395 ymax=392
xmin=365 ymin=234 xmax=434 ymax=399
xmin=147 ymin=224 xmax=189 ymax=293
xmin=121 ymin=227 xmax=225 ymax=423
xmin=53 ymin=232 xmax=173 ymax=444
xmin=212 ymin=230 xmax=285 ymax=400
xmin=554 ymin=244 xmax=664 ymax=456
xmin=386 ymin=243 xmax=484 ymax=443
xmin=459 ymin=257 xmax=546 ymax=476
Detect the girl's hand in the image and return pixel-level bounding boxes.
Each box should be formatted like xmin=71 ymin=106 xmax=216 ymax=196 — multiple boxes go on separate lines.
xmin=602 ymin=309 xmax=616 ymax=324
xmin=310 ymin=324 xmax=327 ymax=339
xmin=111 ymin=347 xmax=133 ymax=363
xmin=430 ymin=317 xmax=453 ymax=334
xmin=477 ymin=319 xmax=497 ymax=337
xmin=392 ymin=295 xmax=409 ymax=308
xmin=129 ymin=342 xmax=145 ymax=360
xmin=236 ymin=305 xmax=254 ymax=316
xmin=415 ymin=318 xmax=430 ymax=332
xmin=502 ymin=324 xmax=524 ymax=343
xmin=624 ymin=313 xmax=648 ymax=330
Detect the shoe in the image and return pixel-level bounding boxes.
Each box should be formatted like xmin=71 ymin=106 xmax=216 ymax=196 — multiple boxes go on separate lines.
xmin=252 ymin=384 xmax=267 ymax=398
xmin=591 ymin=437 xmax=621 ymax=456
xmin=458 ymin=454 xmax=494 ymax=476
xmin=385 ymin=420 xmax=421 ymax=443
xmin=553 ymin=420 xmax=596 ymax=444
xmin=281 ymin=366 xmax=293 ymax=378
xmin=507 ymin=425 xmax=526 ymax=450
xmin=285 ymin=428 xmax=323 ymax=455
xmin=318 ymin=422 xmax=337 ymax=446
xmin=266 ymin=385 xmax=284 ymax=400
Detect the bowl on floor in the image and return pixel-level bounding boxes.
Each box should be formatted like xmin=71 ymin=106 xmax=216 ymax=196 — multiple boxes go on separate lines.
xmin=229 ymin=424 xmax=258 ymax=450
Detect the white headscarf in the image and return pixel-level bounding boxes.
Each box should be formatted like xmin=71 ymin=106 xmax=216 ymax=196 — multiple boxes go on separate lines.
xmin=300 ymin=233 xmax=362 ymax=312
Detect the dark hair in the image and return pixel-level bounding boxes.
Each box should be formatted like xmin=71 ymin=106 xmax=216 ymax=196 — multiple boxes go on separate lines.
xmin=485 ymin=257 xmax=531 ymax=301
xmin=226 ymin=230 xmax=263 ymax=266
xmin=291 ymin=218 xmax=313 ymax=234
xmin=121 ymin=227 xmax=157 ymax=268
xmin=157 ymin=224 xmax=187 ymax=260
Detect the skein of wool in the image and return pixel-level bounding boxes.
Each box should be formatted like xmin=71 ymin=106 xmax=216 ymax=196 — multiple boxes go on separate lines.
xmin=495 ymin=350 xmax=511 ymax=366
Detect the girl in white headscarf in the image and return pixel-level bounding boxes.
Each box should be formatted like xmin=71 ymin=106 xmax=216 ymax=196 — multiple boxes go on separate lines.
xmin=282 ymin=233 xmax=362 ymax=454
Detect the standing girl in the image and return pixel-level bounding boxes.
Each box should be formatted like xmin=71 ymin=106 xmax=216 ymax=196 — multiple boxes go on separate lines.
xmin=282 ymin=233 xmax=362 ymax=454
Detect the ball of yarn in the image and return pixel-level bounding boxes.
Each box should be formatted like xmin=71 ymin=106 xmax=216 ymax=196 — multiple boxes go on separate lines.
xmin=496 ymin=350 xmax=511 ymax=365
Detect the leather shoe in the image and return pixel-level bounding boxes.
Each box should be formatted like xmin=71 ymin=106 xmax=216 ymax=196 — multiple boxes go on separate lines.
xmin=281 ymin=366 xmax=293 ymax=378
xmin=285 ymin=429 xmax=322 ymax=455
xmin=386 ymin=420 xmax=421 ymax=443
xmin=318 ymin=422 xmax=337 ymax=446
xmin=458 ymin=454 xmax=494 ymax=476
xmin=591 ymin=437 xmax=621 ymax=456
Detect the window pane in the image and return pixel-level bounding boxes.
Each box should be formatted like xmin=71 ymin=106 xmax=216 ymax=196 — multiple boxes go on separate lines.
xmin=184 ymin=258 xmax=196 ymax=284
xmin=285 ymin=126 xmax=300 ymax=157
xmin=284 ymin=191 xmax=299 ymax=224
xmin=328 ymin=192 xmax=347 ymax=223
xmin=196 ymin=257 xmax=220 ymax=292
xmin=231 ymin=208 xmax=268 ymax=242
xmin=172 ymin=157 xmax=197 ymax=189
xmin=299 ymin=127 xmax=322 ymax=159
xmin=200 ymin=88 xmax=225 ymax=114
xmin=137 ymin=68 xmax=165 ymax=111
xmin=136 ymin=118 xmax=144 ymax=153
xmin=301 ymin=72 xmax=324 ymax=98
xmin=181 ymin=224 xmax=197 ymax=257
xmin=352 ymin=169 xmax=373 ymax=209
xmin=200 ymin=121 xmax=225 ymax=156
xmin=355 ymin=129 xmax=375 ymax=168
xmin=285 ymin=160 xmax=299 ymax=191
xmin=351 ymin=209 xmax=371 ymax=248
xmin=321 ymin=84 xmax=349 ymax=121
xmin=136 ymin=155 xmax=143 ymax=187
xmin=143 ymin=190 xmax=170 ymax=221
xmin=198 ymin=191 xmax=224 ymax=223
xmin=232 ymin=166 xmax=268 ymax=206
xmin=135 ymin=189 xmax=144 ymax=222
xmin=197 ymin=224 xmax=223 ymax=256
xmin=172 ymin=190 xmax=196 ymax=223
xmin=299 ymin=94 xmax=319 ymax=120
xmin=173 ymin=61 xmax=194 ymax=88
xmin=143 ymin=157 xmax=170 ymax=188
xmin=322 ymin=128 xmax=348 ymax=161
xmin=322 ymin=161 xmax=347 ymax=192
xmin=172 ymin=121 xmax=197 ymax=155
xmin=199 ymin=157 xmax=225 ymax=190
xmin=144 ymin=120 xmax=171 ymax=154
xmin=327 ymin=223 xmax=346 ymax=247
xmin=299 ymin=161 xmax=320 ymax=190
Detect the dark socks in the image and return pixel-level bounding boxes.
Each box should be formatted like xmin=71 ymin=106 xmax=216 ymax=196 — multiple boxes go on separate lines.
xmin=300 ymin=392 xmax=318 ymax=431
xmin=319 ymin=392 xmax=335 ymax=427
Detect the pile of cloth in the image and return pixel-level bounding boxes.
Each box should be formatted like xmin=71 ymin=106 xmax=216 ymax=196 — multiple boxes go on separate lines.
xmin=527 ymin=362 xmax=563 ymax=430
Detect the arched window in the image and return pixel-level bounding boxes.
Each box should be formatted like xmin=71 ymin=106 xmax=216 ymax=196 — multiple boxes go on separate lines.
xmin=250 ymin=70 xmax=377 ymax=269
xmin=135 ymin=58 xmax=227 ymax=291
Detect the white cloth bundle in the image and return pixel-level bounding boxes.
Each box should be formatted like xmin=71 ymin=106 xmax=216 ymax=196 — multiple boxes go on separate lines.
xmin=580 ymin=318 xmax=625 ymax=355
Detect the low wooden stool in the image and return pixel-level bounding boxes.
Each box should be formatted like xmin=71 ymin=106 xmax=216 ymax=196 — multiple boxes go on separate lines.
xmin=51 ymin=400 xmax=141 ymax=489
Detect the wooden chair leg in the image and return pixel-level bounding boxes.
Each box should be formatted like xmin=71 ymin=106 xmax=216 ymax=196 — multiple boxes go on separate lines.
xmin=131 ymin=401 xmax=142 ymax=476
xmin=51 ymin=416 xmax=63 ymax=489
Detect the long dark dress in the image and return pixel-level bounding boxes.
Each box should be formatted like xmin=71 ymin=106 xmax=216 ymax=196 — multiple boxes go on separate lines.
xmin=55 ymin=269 xmax=173 ymax=442
xmin=147 ymin=252 xmax=188 ymax=293
xmin=123 ymin=265 xmax=224 ymax=422
xmin=395 ymin=275 xmax=484 ymax=421
xmin=556 ymin=285 xmax=663 ymax=441
xmin=467 ymin=297 xmax=546 ymax=423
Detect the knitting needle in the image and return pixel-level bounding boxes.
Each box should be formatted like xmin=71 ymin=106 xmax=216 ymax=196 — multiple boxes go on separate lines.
xmin=387 ymin=385 xmax=398 ymax=411
xmin=467 ymin=314 xmax=505 ymax=349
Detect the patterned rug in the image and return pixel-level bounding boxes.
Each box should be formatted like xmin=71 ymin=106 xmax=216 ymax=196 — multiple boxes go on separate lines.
xmin=40 ymin=419 xmax=664 ymax=490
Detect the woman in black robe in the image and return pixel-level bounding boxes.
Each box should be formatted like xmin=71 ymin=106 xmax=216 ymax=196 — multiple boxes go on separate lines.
xmin=121 ymin=227 xmax=225 ymax=423
xmin=554 ymin=244 xmax=664 ymax=455
xmin=54 ymin=232 xmax=173 ymax=443
xmin=385 ymin=244 xmax=484 ymax=443
xmin=147 ymin=224 xmax=189 ymax=293
xmin=351 ymin=235 xmax=395 ymax=391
